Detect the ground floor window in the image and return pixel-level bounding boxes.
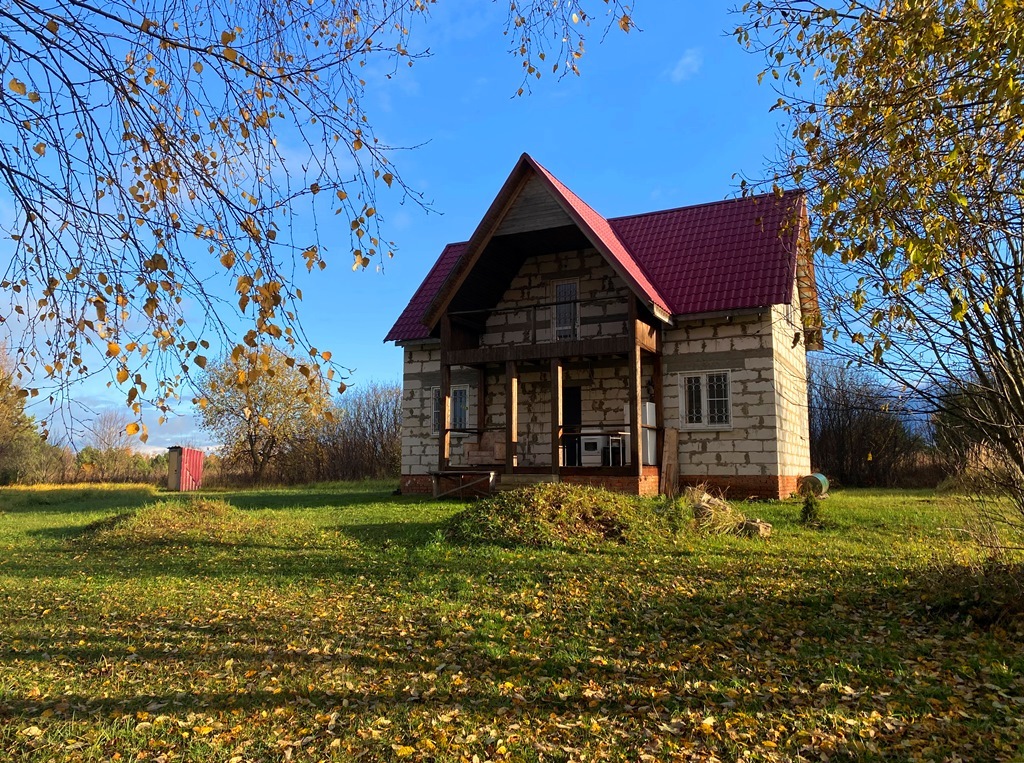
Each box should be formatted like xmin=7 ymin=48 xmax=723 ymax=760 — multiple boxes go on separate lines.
xmin=431 ymin=385 xmax=469 ymax=435
xmin=680 ymin=371 xmax=732 ymax=428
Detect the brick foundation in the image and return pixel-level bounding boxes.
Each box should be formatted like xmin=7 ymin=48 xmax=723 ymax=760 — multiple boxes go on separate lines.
xmin=680 ymin=474 xmax=801 ymax=500
xmin=561 ymin=473 xmax=660 ymax=497
xmin=400 ymin=475 xmax=434 ymax=495
xmin=401 ymin=472 xmax=662 ymax=497
xmin=402 ymin=472 xmax=799 ymax=500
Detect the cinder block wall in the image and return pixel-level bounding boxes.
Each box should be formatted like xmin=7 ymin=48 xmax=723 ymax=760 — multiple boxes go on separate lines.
xmin=481 ymin=248 xmax=629 ymax=346
xmin=769 ymin=287 xmax=812 ymax=492
xmin=663 ymin=312 xmax=782 ymax=495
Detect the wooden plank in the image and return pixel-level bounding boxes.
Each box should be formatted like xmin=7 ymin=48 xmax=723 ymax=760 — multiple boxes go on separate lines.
xmin=628 ymin=342 xmax=642 ymax=476
xmin=550 ymin=358 xmax=563 ymax=474
xmin=444 ymin=335 xmax=632 ymax=366
xmin=476 ymin=366 xmax=487 ymax=440
xmin=660 ymin=428 xmax=679 ymax=498
xmin=635 ymin=320 xmax=659 ymax=353
xmin=653 ymin=351 xmax=664 ymax=469
xmin=506 ymin=360 xmax=518 ymax=473
xmin=439 ymin=362 xmax=451 ymax=472
xmin=495 ymin=176 xmax=574 ymax=235
xmin=628 ymin=299 xmax=642 ymax=476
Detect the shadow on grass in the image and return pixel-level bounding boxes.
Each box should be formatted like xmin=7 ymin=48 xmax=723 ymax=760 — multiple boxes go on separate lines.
xmin=337 ymin=520 xmax=447 ymax=548
xmin=0 ymin=485 xmax=157 ymax=514
xmin=213 ymin=482 xmax=403 ymax=512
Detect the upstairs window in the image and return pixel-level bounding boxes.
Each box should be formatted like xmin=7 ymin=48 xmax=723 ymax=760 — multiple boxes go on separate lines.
xmin=431 ymin=385 xmax=469 ymax=436
xmin=680 ymin=371 xmax=732 ymax=429
xmin=553 ymin=279 xmax=579 ymax=341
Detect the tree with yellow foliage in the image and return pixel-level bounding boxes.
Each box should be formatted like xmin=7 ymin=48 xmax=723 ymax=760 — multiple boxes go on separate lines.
xmin=0 ymin=0 xmax=633 ymax=440
xmin=197 ymin=347 xmax=333 ymax=483
xmin=740 ymin=1 xmax=1024 ymax=511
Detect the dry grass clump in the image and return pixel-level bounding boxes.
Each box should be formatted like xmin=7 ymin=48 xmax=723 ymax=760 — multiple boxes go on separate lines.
xmin=83 ymin=497 xmax=271 ymax=547
xmin=685 ymin=485 xmax=746 ymax=534
xmin=685 ymin=485 xmax=772 ymax=538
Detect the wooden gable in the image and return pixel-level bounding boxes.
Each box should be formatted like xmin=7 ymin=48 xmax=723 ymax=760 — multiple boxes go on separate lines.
xmin=423 ymin=154 xmax=670 ymax=331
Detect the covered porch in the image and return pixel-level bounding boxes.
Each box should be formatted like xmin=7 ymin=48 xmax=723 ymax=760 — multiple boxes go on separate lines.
xmin=432 ymin=305 xmax=667 ymax=497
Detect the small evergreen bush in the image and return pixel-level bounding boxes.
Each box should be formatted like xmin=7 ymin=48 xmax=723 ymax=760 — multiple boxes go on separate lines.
xmin=801 ymin=493 xmax=823 ymax=527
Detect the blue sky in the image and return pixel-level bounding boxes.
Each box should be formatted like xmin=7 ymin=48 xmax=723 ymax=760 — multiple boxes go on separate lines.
xmin=28 ymin=2 xmax=789 ymax=450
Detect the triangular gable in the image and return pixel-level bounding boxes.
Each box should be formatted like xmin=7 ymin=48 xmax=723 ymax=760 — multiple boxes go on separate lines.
xmin=494 ymin=175 xmax=574 ymax=235
xmin=422 ymin=153 xmax=673 ymax=331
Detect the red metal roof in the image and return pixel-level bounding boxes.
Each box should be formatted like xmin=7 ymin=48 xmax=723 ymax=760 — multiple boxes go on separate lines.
xmin=385 ymin=156 xmax=804 ymax=344
xmin=608 ymin=191 xmax=803 ymax=316
xmin=384 ymin=242 xmax=467 ymax=343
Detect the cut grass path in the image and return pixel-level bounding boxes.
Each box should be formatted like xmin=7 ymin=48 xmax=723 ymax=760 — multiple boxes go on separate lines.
xmin=0 ymin=483 xmax=1022 ymax=761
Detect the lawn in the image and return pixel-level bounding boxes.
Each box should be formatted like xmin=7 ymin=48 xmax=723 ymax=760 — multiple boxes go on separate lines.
xmin=0 ymin=482 xmax=1022 ymax=762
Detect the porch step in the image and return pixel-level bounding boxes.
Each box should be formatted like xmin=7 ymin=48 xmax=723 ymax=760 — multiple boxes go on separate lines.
xmin=496 ymin=473 xmax=560 ymax=491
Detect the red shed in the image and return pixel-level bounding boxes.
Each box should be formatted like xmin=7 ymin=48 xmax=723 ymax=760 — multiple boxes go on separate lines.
xmin=167 ymin=446 xmax=204 ymax=491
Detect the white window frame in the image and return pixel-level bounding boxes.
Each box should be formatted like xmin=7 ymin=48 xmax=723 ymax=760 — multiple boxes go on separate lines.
xmin=678 ymin=370 xmax=733 ymax=430
xmin=431 ymin=384 xmax=470 ymax=437
xmin=552 ymin=278 xmax=580 ymax=341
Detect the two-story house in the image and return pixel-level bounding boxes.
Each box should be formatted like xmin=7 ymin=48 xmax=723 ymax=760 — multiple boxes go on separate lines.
xmin=385 ymin=154 xmax=821 ymax=498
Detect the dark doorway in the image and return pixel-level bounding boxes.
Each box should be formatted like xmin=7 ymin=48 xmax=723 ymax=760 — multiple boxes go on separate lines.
xmin=563 ymin=386 xmax=583 ymax=466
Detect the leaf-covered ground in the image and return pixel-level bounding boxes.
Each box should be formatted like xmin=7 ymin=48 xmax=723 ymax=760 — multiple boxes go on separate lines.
xmin=0 ymin=482 xmax=1022 ymax=761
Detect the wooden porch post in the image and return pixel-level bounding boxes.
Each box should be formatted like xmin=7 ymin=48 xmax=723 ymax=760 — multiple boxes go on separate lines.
xmin=550 ymin=357 xmax=563 ymax=475
xmin=505 ymin=360 xmax=518 ymax=473
xmin=628 ymin=299 xmax=643 ymax=476
xmin=652 ymin=351 xmax=665 ymax=470
xmin=476 ymin=366 xmax=487 ymax=442
xmin=439 ymin=361 xmax=451 ymax=472
xmin=628 ymin=342 xmax=643 ymax=476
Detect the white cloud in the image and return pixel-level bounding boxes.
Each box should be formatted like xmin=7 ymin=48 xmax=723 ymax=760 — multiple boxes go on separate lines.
xmin=670 ymin=48 xmax=703 ymax=83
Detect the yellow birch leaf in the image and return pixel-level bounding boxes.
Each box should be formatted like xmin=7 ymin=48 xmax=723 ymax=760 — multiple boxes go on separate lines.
xmin=125 ymin=422 xmax=140 ymax=436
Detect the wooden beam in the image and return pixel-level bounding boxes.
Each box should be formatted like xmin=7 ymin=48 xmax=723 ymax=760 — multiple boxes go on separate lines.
xmin=652 ymin=350 xmax=665 ymax=470
xmin=628 ymin=299 xmax=642 ymax=476
xmin=444 ymin=335 xmax=632 ymax=367
xmin=506 ymin=360 xmax=518 ymax=473
xmin=635 ymin=319 xmax=659 ymax=353
xmin=476 ymin=366 xmax=487 ymax=440
xmin=439 ymin=362 xmax=451 ymax=472
xmin=550 ymin=358 xmax=563 ymax=475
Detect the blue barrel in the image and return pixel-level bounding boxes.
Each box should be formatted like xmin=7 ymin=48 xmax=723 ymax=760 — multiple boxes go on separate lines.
xmin=800 ymin=473 xmax=829 ymax=496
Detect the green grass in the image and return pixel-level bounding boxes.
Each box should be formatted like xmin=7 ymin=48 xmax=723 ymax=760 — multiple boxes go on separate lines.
xmin=1 ymin=482 xmax=1022 ymax=761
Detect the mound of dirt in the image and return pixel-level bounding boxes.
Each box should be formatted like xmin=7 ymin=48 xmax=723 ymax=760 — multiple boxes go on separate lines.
xmin=82 ymin=497 xmax=270 ymax=547
xmin=444 ymin=482 xmax=683 ymax=549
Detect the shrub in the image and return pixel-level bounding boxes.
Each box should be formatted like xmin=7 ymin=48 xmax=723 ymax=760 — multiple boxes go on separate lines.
xmin=444 ymin=483 xmax=682 ymax=549
xmin=801 ymin=493 xmax=823 ymax=527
